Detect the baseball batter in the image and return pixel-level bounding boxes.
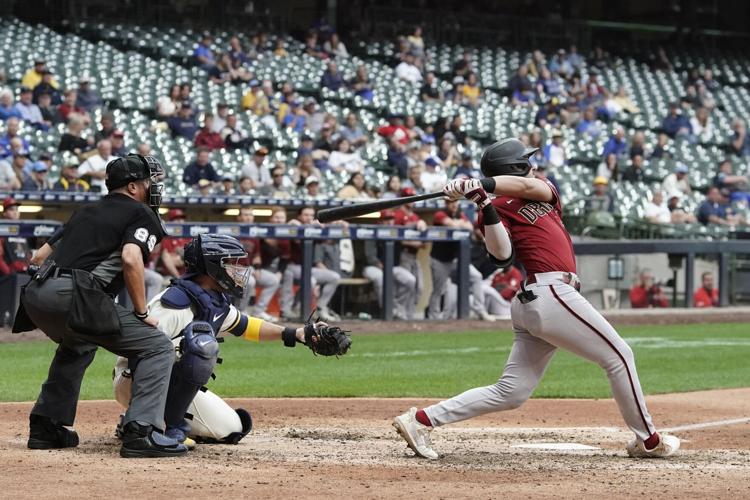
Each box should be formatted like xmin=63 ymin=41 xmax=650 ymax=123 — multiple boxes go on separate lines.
xmin=393 ymin=138 xmax=680 ymax=459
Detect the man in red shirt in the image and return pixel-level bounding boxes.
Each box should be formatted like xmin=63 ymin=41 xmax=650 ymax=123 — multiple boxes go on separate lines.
xmin=693 ymin=272 xmax=719 ymax=308
xmin=377 ymin=114 xmax=411 ymax=145
xmin=159 ymin=208 xmax=192 ymax=279
xmin=629 ymin=269 xmax=670 ymax=308
xmin=236 ymin=206 xmax=280 ymax=321
xmin=0 ymin=197 xmax=31 ymax=275
xmin=393 ymin=137 xmax=680 ymax=460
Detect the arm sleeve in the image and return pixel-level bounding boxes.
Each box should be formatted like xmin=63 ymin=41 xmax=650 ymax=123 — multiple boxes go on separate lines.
xmin=222 ymin=305 xmax=264 ymax=342
xmin=123 ymin=208 xmax=162 ymax=261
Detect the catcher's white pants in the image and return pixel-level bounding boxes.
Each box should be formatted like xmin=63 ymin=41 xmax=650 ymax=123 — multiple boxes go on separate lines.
xmin=424 ymin=276 xmax=656 ymax=441
xmin=114 ymin=367 xmax=243 ymax=440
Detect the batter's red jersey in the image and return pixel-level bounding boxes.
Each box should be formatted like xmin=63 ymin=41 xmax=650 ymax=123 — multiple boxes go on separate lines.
xmin=478 ymin=179 xmax=576 ymax=276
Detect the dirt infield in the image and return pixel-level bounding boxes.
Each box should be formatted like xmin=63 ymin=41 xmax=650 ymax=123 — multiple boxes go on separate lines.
xmin=2 ymin=390 xmax=749 ymax=499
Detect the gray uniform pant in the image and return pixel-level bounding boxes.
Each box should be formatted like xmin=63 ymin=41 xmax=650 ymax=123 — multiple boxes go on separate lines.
xmin=280 ymin=264 xmax=341 ymax=314
xmin=362 ymin=265 xmax=417 ymax=318
xmin=423 ymin=281 xmax=656 ymax=441
xmin=23 ymin=276 xmax=175 ymax=430
xmin=246 ymin=268 xmax=281 ymax=314
xmin=428 ymin=258 xmax=485 ymax=319
xmin=397 ymin=252 xmax=423 ymax=318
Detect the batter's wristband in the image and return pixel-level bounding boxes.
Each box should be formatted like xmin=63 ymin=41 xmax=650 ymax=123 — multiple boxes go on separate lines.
xmin=481 ymin=204 xmax=501 ymax=226
xmin=480 ymin=177 xmax=496 ymax=193
xmin=282 ymin=327 xmax=297 ymax=347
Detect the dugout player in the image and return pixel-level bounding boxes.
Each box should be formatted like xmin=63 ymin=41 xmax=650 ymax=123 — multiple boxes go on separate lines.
xmin=393 ymin=138 xmax=680 ymax=460
xmin=15 ymin=154 xmax=188 ymax=458
xmin=113 ymin=233 xmax=331 ymax=448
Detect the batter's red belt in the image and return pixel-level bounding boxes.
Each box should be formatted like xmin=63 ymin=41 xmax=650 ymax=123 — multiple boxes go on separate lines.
xmin=525 ymin=271 xmax=581 ymax=291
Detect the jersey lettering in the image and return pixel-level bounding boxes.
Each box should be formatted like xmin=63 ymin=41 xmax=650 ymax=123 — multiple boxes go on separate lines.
xmin=134 ymin=227 xmax=149 ymax=243
xmin=517 ymin=202 xmax=554 ymax=224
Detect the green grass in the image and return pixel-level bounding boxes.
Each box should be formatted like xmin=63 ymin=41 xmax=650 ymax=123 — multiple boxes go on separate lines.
xmin=1 ymin=323 xmax=749 ymax=402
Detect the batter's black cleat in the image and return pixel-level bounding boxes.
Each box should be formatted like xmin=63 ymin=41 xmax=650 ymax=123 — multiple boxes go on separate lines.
xmin=119 ymin=422 xmax=188 ymax=458
xmin=27 ymin=414 xmax=80 ymax=450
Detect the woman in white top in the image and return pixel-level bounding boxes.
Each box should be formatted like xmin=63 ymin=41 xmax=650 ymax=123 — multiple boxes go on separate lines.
xmin=328 ymin=138 xmax=364 ymax=173
xmin=596 ymin=153 xmax=620 ymax=181
xmin=690 ymin=107 xmax=713 ymax=143
xmin=156 ymin=84 xmax=181 ymax=118
xmin=323 ymin=33 xmax=348 ymax=58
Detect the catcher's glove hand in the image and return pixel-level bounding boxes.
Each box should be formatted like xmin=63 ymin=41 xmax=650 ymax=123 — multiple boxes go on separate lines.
xmin=303 ymin=321 xmax=352 ymax=357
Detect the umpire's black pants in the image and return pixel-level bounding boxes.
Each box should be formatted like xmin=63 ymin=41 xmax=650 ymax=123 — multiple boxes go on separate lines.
xmin=23 ymin=276 xmax=174 ymax=429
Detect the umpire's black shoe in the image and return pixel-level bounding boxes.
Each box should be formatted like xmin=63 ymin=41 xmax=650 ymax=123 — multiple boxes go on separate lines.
xmin=119 ymin=421 xmax=188 ymax=458
xmin=27 ymin=414 xmax=80 ymax=450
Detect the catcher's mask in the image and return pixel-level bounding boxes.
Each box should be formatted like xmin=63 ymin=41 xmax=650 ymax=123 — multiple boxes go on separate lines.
xmin=183 ymin=234 xmax=250 ymax=298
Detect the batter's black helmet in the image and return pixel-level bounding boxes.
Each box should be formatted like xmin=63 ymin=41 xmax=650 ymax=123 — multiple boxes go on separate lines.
xmin=480 ymin=138 xmax=539 ymax=178
xmin=183 ymin=234 xmax=249 ymax=298
xmin=105 ymin=153 xmax=165 ymax=208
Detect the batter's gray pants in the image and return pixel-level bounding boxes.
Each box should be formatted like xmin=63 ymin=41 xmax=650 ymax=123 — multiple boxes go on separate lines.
xmin=362 ymin=265 xmax=417 ymax=319
xmin=245 ymin=269 xmax=281 ymax=314
xmin=428 ymin=259 xmax=485 ymax=319
xmin=23 ymin=276 xmax=175 ymax=430
xmin=280 ymin=264 xmax=341 ymax=314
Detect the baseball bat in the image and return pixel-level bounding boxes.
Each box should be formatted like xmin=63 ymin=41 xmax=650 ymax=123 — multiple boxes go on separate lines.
xmin=316 ymin=191 xmax=445 ymax=223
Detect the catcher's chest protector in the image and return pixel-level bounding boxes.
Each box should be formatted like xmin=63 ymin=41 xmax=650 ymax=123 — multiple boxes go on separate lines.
xmin=161 ymin=279 xmax=232 ymax=333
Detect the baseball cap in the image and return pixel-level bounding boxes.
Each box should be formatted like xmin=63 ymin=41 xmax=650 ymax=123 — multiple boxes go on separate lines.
xmin=31 ymin=161 xmax=48 ymax=173
xmin=452 ymin=76 xmax=465 ymax=85
xmin=552 ymin=129 xmax=563 ymax=138
xmin=461 ymin=150 xmax=473 ymax=159
xmin=400 ymin=187 xmax=417 ymax=197
xmin=34 ymin=59 xmax=46 ymax=66
xmin=421 ymin=136 xmax=435 ymax=145
xmin=167 ymin=208 xmax=186 ymax=221
xmin=38 ymin=153 xmax=52 ymax=161
xmin=248 ymin=79 xmax=260 ymax=87
xmin=675 ymin=163 xmax=689 ymax=174
xmin=304 ymin=97 xmax=317 ymax=106
xmin=304 ymin=176 xmax=320 ymax=186
xmin=254 ymin=147 xmax=269 ymax=156
xmin=593 ymin=176 xmax=609 ymax=186
xmin=19 ymin=86 xmax=32 ymax=94
xmin=425 ymin=157 xmax=439 ymax=167
xmin=2 ymin=197 xmax=20 ymax=210
xmin=301 ymin=134 xmax=314 ymax=142
xmin=222 ymin=175 xmax=234 ymax=182
xmin=181 ymin=102 xmax=192 ymax=109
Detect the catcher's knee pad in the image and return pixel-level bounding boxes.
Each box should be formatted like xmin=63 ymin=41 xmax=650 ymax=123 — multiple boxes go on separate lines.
xmin=164 ymin=321 xmax=219 ymax=427
xmin=222 ymin=408 xmax=253 ymax=444
xmin=187 ymin=389 xmax=253 ymax=443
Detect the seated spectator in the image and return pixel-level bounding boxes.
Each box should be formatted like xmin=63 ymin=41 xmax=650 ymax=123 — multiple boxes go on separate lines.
xmin=729 ymin=118 xmax=750 ymax=157
xmin=241 ymin=80 xmax=272 ymax=123
xmin=690 ymin=106 xmax=713 ymax=143
xmin=323 ymin=33 xmax=348 ymax=58
xmin=320 ymin=61 xmax=345 ymax=91
xmin=629 ymin=269 xmax=669 ymax=308
xmin=57 ymin=115 xmax=94 ymax=156
xmin=437 ymin=135 xmax=458 ymax=170
xmin=567 ymin=45 xmax=584 ymax=71
xmin=212 ymin=102 xmax=229 ymax=132
xmin=292 ymin=154 xmax=322 ymax=189
xmin=536 ymin=67 xmax=565 ymax=98
xmin=0 ymin=197 xmax=31 ymax=276
xmin=314 ymin=123 xmax=336 ymax=153
xmin=462 ymin=72 xmax=482 ymax=108
xmin=509 ymin=64 xmax=535 ymax=105
xmin=576 ymin=106 xmax=603 ymax=138
xmin=662 ymin=102 xmax=692 ymax=138
xmin=337 ymin=172 xmax=372 ymax=199
xmin=215 ymin=176 xmax=234 ymax=196
xmin=702 ymin=69 xmax=720 ymax=92
xmin=280 ymin=99 xmax=307 ymax=133
xmin=622 ymin=155 xmax=645 ymax=183
xmin=339 ymin=112 xmax=367 ymax=148
xmin=606 ymin=86 xmax=640 ymax=116
xmin=22 ymin=59 xmax=57 ymax=90
xmin=395 ymin=53 xmax=423 ymax=87
xmin=584 ymin=176 xmax=615 ymax=213
xmin=542 ymin=130 xmax=567 ymax=169
xmin=662 ymin=163 xmax=692 ymax=196
xmin=421 ymin=157 xmax=448 ymax=192
xmin=534 ymin=99 xmax=561 ymax=128
xmin=210 ymin=53 xmax=253 ymax=84
xmin=452 ymin=50 xmax=473 ymax=79
xmin=303 ymin=98 xmax=326 ymax=133
xmin=378 ymin=114 xmax=410 ymax=145
xmin=644 ymin=190 xmax=671 ymax=224
xmin=110 ymin=129 xmax=127 ymax=156
xmin=57 ymin=89 xmax=90 ymax=125
xmin=385 ymin=137 xmax=409 ymax=178
xmin=76 ymin=75 xmax=101 ymax=112
xmin=167 ymin=102 xmax=198 ymax=140
xmin=221 ymin=113 xmax=252 ymax=151
xmin=21 ymin=161 xmax=51 ymax=191
xmin=259 ymin=164 xmax=293 ymax=199
xmin=237 ymin=175 xmax=254 ymax=195
xmin=304 ymin=32 xmax=327 ymax=59
xmin=273 ymin=39 xmax=288 ymax=57
xmin=228 ymin=36 xmax=252 ymax=67
xmin=0 ymin=89 xmax=22 ymax=121
xmin=7 ymin=149 xmax=29 ymax=186
xmin=194 ymin=33 xmax=217 ymax=71
xmin=156 ymin=84 xmax=181 ymax=118
xmin=693 ymin=272 xmax=719 ymax=308
xmin=348 ymin=64 xmax=373 ymax=101
xmin=53 ymin=157 xmax=89 ymax=192
xmin=328 ymin=138 xmax=364 ymax=173
xmin=136 ymin=142 xmax=152 ymax=156
xmin=534 ymin=163 xmax=561 ymax=193
xmin=596 ymin=153 xmax=620 ymax=181
xmin=94 ymin=112 xmax=116 ymax=143
xmin=548 ymin=49 xmax=573 ymax=78
xmin=78 ymin=139 xmax=116 ymax=193
xmin=301 ymin=176 xmax=324 ymax=199
xmin=601 ymin=126 xmax=628 ymax=158
xmin=712 ymin=159 xmax=749 ymax=203
xmin=0 ymin=153 xmax=21 ymax=191
xmin=407 ymin=26 xmax=424 ymax=55
xmin=629 ymin=131 xmax=646 ymax=158
xmin=183 ymin=147 xmax=220 ymax=188
xmin=381 ymin=175 xmax=402 ymax=199
xmin=32 ymin=70 xmax=61 ymax=105
xmin=0 ymin=117 xmax=31 ymax=158
xmin=12 ymin=87 xmax=47 ymax=130
xmin=241 ymin=147 xmax=271 ymax=188
xmin=403 ymin=164 xmax=426 ymax=194
xmin=650 ymin=133 xmax=671 ymax=159
xmin=697 ymin=187 xmax=740 ymax=226
xmin=420 ymin=71 xmax=443 ymax=103
xmin=194 ymin=113 xmax=225 ymax=150
xmin=453 ymin=150 xmax=480 ymax=179
xmin=37 ymin=92 xmax=58 ymax=125
xmin=666 ymin=193 xmax=696 ymax=223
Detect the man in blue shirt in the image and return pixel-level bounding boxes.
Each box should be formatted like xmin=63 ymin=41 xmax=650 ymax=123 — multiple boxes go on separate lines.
xmin=320 ymin=61 xmax=345 ymax=91
xmin=183 ymin=147 xmax=220 ymax=188
xmin=697 ymin=187 xmax=734 ymax=225
xmin=168 ymin=103 xmax=199 ymax=140
xmin=601 ymin=126 xmax=628 ymax=158
xmin=194 ymin=34 xmax=216 ymax=71
xmin=662 ymin=102 xmax=692 ymax=138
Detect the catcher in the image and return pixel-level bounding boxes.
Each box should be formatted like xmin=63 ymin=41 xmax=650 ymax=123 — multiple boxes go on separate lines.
xmin=113 ymin=233 xmax=351 ymax=449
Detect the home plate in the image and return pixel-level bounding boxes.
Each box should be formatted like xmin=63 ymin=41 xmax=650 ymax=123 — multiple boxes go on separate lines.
xmin=511 ymin=443 xmax=601 ymax=451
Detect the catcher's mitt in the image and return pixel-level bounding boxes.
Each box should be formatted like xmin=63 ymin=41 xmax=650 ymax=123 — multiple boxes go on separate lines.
xmin=303 ymin=322 xmax=352 ymax=356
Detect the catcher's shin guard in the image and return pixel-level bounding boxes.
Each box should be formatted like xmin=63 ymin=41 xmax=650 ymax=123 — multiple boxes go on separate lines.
xmin=164 ymin=321 xmax=219 ymax=428
xmin=186 ymin=389 xmax=253 ymax=443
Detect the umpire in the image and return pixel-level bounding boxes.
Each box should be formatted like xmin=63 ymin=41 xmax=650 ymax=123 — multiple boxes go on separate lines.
xmin=14 ymin=154 xmax=187 ymax=458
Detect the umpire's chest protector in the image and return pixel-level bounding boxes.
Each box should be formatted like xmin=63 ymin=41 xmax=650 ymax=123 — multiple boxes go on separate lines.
xmin=161 ymin=279 xmax=232 ymax=333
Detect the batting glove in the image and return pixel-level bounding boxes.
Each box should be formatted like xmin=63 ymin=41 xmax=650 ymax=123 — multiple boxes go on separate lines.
xmin=443 ymin=179 xmax=491 ymax=209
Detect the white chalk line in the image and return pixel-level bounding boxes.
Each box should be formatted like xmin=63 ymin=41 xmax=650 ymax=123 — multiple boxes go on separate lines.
xmin=662 ymin=416 xmax=750 ymax=433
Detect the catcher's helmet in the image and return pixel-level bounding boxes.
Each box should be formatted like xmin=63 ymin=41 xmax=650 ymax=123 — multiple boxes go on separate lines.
xmin=480 ymin=138 xmax=539 ymax=178
xmin=105 ymin=153 xmax=165 ymax=209
xmin=183 ymin=234 xmax=250 ymax=298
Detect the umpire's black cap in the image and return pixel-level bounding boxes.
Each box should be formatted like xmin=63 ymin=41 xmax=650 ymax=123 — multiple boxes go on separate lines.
xmin=105 ymin=154 xmax=160 ymax=191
